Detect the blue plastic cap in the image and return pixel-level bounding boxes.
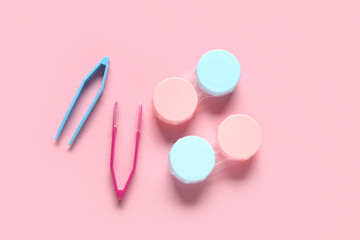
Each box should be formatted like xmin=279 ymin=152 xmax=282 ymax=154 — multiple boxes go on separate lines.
xmin=196 ymin=50 xmax=241 ymax=96
xmin=169 ymin=136 xmax=215 ymax=184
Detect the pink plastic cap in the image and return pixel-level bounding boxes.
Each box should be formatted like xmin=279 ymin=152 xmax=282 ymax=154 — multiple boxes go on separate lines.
xmin=153 ymin=77 xmax=198 ymax=125
xmin=217 ymin=114 xmax=262 ymax=160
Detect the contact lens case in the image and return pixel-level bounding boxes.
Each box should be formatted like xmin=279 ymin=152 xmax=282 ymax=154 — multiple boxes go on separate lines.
xmin=169 ymin=114 xmax=261 ymax=184
xmin=153 ymin=50 xmax=241 ymax=125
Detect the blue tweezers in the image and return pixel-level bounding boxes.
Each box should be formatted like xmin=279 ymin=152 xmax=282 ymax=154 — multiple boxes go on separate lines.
xmin=55 ymin=56 xmax=110 ymax=146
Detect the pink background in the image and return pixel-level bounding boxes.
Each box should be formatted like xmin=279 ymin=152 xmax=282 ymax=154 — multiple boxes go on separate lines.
xmin=1 ymin=0 xmax=360 ymax=239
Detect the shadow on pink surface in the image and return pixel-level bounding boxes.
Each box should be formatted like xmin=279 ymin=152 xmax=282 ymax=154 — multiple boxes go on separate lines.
xmin=153 ymin=114 xmax=191 ymax=143
xmin=199 ymin=90 xmax=235 ymax=115
xmin=211 ymin=154 xmax=257 ymax=181
xmin=170 ymin=173 xmax=209 ymax=205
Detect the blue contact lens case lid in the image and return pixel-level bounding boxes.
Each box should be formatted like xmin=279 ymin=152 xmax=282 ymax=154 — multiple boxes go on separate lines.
xmin=196 ymin=49 xmax=241 ymax=96
xmin=169 ymin=136 xmax=215 ymax=184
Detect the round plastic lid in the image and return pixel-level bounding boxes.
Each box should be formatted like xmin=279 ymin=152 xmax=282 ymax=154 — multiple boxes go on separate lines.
xmin=217 ymin=114 xmax=262 ymax=160
xmin=169 ymin=136 xmax=215 ymax=184
xmin=153 ymin=77 xmax=198 ymax=125
xmin=196 ymin=49 xmax=241 ymax=96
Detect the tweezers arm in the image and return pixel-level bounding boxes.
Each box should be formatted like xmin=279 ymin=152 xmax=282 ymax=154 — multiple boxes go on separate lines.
xmin=110 ymin=102 xmax=142 ymax=200
xmin=55 ymin=79 xmax=87 ymax=141
xmin=55 ymin=57 xmax=109 ymax=145
xmin=68 ymin=88 xmax=103 ymax=145
xmin=110 ymin=124 xmax=119 ymax=197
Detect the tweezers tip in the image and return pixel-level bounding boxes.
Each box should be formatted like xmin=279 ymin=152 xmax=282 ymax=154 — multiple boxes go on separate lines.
xmin=137 ymin=101 xmax=143 ymax=131
xmin=55 ymin=126 xmax=63 ymax=140
xmin=101 ymin=56 xmax=110 ymax=65
xmin=113 ymin=100 xmax=118 ymax=126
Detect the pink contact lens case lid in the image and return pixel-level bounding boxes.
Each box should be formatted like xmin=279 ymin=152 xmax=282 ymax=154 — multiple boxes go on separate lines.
xmin=153 ymin=77 xmax=198 ymax=125
xmin=217 ymin=114 xmax=262 ymax=160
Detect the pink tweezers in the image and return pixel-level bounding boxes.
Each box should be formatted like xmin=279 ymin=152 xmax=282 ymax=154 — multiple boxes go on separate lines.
xmin=110 ymin=100 xmax=142 ymax=200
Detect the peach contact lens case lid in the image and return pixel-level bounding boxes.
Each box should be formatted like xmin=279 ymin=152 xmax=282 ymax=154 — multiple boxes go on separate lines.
xmin=153 ymin=77 xmax=198 ymax=125
xmin=217 ymin=114 xmax=262 ymax=160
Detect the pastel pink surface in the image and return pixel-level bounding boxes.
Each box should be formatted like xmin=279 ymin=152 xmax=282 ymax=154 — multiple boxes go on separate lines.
xmin=217 ymin=114 xmax=262 ymax=160
xmin=1 ymin=1 xmax=360 ymax=240
xmin=153 ymin=77 xmax=198 ymax=124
